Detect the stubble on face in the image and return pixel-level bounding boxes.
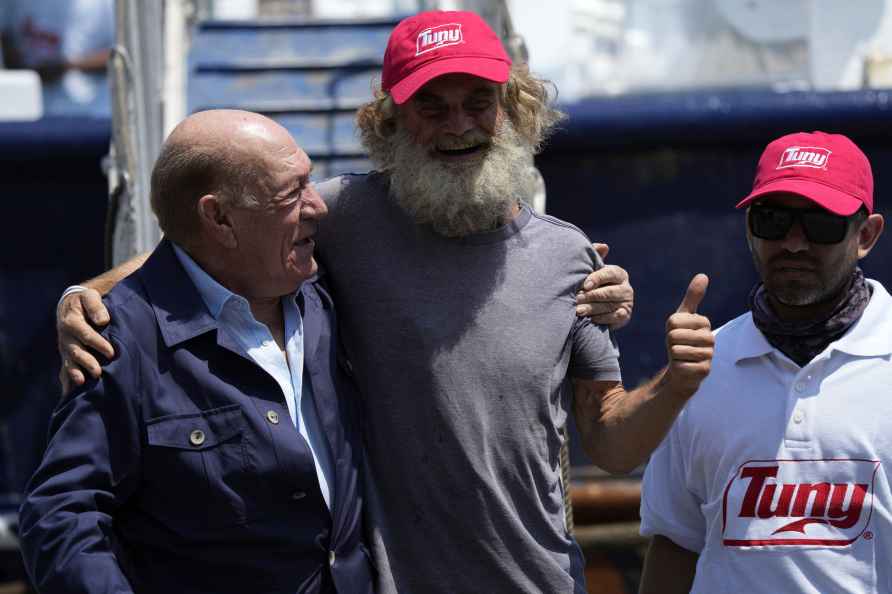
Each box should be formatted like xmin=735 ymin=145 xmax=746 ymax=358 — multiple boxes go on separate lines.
xmin=372 ymin=117 xmax=534 ymax=237
xmin=748 ymin=223 xmax=860 ymax=309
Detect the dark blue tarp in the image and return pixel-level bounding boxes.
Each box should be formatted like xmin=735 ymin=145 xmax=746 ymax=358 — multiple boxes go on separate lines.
xmin=0 ymin=117 xmax=109 ymax=504
xmin=538 ymin=89 xmax=892 ymax=468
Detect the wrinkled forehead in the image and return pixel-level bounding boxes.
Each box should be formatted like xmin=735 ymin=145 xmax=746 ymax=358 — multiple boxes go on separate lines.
xmin=245 ymin=138 xmax=311 ymax=192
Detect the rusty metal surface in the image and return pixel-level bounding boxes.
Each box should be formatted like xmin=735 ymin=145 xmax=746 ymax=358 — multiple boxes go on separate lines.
xmin=571 ymin=479 xmax=642 ymax=525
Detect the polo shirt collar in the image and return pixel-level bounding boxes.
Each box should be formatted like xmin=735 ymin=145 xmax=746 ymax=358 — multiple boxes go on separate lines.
xmin=831 ymin=279 xmax=892 ymax=358
xmin=731 ymin=313 xmax=775 ymax=363
xmin=732 ymin=278 xmax=892 ymax=364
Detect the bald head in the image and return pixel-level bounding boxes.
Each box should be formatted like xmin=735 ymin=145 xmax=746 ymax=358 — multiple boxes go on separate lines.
xmin=150 ymin=109 xmax=298 ymax=246
xmin=165 ymin=109 xmax=293 ymax=158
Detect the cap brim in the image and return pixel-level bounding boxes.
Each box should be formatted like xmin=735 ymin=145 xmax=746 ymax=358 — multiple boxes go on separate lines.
xmin=735 ymin=179 xmax=865 ymax=216
xmin=389 ymin=56 xmax=511 ymax=104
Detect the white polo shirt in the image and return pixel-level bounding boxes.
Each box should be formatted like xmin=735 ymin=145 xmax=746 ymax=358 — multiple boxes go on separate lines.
xmin=641 ymin=279 xmax=892 ymax=594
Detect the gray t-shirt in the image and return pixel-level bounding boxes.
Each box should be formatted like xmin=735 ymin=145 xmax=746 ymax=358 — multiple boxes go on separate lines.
xmin=315 ymin=172 xmax=621 ymax=594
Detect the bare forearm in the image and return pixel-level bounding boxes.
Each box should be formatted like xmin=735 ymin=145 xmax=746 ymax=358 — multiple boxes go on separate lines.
xmin=574 ymin=371 xmax=690 ymax=474
xmin=639 ymin=535 xmax=697 ymax=594
xmin=83 ymin=253 xmax=150 ymax=295
xmin=575 ymin=274 xmax=713 ymax=473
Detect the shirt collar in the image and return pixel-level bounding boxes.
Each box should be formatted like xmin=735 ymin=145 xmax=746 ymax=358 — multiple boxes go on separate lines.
xmin=831 ymin=279 xmax=892 ymax=357
xmin=171 ymin=243 xmax=302 ymax=319
xmin=171 ymin=243 xmax=238 ymax=319
xmin=733 ymin=278 xmax=892 ymax=363
xmin=731 ymin=313 xmax=776 ymax=363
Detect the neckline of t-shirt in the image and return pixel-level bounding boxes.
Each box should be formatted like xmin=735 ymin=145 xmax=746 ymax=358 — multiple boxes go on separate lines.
xmin=371 ymin=172 xmax=533 ymax=245
xmin=421 ymin=202 xmax=533 ymax=246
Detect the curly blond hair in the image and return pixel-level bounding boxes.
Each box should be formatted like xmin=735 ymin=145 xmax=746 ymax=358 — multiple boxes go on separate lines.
xmin=356 ymin=64 xmax=565 ymax=167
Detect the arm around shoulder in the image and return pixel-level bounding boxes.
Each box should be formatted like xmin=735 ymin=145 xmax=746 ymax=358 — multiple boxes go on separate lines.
xmin=83 ymin=252 xmax=151 ymax=296
xmin=57 ymin=252 xmax=150 ymax=391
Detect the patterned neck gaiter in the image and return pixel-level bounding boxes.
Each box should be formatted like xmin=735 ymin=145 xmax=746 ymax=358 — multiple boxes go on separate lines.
xmin=749 ymin=267 xmax=872 ymax=367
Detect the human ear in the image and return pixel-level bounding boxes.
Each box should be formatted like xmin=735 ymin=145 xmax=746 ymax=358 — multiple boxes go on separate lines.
xmin=198 ymin=194 xmax=238 ymax=249
xmin=856 ymin=213 xmax=884 ymax=259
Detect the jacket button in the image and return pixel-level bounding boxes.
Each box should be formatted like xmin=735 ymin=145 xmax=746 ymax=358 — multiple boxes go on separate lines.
xmin=189 ymin=430 xmax=205 ymax=446
xmin=329 ymin=550 xmax=336 ymax=566
xmin=266 ymin=410 xmax=280 ymax=425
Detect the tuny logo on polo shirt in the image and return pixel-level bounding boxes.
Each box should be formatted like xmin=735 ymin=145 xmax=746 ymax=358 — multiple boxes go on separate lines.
xmin=722 ymin=459 xmax=879 ymax=547
xmin=777 ymin=146 xmax=832 ymax=170
xmin=416 ymin=24 xmax=463 ymax=56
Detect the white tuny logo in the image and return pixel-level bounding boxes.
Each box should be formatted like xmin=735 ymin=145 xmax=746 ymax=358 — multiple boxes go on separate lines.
xmin=416 ymin=23 xmax=463 ymax=56
xmin=777 ymin=146 xmax=832 ymax=170
xmin=722 ymin=459 xmax=880 ymax=547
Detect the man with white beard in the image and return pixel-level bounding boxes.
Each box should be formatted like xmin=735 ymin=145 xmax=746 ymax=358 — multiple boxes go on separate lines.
xmin=54 ymin=10 xmax=714 ymax=593
xmin=311 ymin=11 xmax=714 ymax=593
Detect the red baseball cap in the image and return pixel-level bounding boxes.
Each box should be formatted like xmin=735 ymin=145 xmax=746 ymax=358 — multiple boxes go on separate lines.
xmin=382 ymin=10 xmax=512 ymax=105
xmin=736 ymin=131 xmax=873 ymax=215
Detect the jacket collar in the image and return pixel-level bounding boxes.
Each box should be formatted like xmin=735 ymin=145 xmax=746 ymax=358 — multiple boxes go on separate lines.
xmin=138 ymin=239 xmax=220 ymax=348
xmin=139 ymin=239 xmax=323 ymax=353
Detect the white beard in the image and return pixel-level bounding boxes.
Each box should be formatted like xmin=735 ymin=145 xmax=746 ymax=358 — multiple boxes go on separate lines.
xmin=380 ymin=120 xmax=534 ymax=237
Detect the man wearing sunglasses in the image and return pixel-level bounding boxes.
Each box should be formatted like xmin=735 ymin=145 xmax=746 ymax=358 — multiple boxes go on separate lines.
xmin=638 ymin=131 xmax=889 ymax=594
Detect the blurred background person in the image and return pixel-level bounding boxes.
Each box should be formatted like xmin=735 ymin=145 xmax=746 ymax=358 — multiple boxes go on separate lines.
xmin=0 ymin=0 xmax=113 ymax=117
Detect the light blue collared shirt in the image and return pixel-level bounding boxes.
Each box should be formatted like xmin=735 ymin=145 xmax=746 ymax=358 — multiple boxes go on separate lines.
xmin=172 ymin=244 xmax=334 ymax=508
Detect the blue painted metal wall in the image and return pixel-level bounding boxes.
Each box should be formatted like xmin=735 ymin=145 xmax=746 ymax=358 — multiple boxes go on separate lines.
xmin=187 ymin=18 xmax=401 ymax=179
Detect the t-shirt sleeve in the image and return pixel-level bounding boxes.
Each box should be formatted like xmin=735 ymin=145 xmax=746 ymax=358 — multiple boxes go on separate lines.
xmin=568 ymin=242 xmax=622 ymax=381
xmin=568 ymin=318 xmax=621 ymax=381
xmin=639 ymin=414 xmax=706 ymax=553
xmin=314 ymin=174 xmax=359 ymax=265
xmin=312 ymin=177 xmax=341 ymax=269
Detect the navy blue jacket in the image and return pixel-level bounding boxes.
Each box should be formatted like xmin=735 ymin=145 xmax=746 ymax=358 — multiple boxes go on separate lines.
xmin=20 ymin=240 xmax=374 ymax=594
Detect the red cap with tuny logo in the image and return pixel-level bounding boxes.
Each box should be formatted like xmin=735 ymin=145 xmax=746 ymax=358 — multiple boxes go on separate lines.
xmin=382 ymin=10 xmax=512 ymax=105
xmin=736 ymin=131 xmax=873 ymax=215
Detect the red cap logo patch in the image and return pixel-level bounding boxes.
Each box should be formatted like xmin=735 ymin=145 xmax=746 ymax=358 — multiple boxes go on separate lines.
xmin=416 ymin=23 xmax=464 ymax=56
xmin=777 ymin=146 xmax=832 ymax=170
xmin=722 ymin=459 xmax=879 ymax=547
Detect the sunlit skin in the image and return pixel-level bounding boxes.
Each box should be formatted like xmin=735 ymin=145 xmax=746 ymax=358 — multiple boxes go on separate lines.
xmin=178 ymin=114 xmax=329 ymax=347
xmin=225 ymin=141 xmax=325 ymax=301
xmin=399 ymin=73 xmax=503 ymax=163
xmin=747 ymin=193 xmax=884 ymax=321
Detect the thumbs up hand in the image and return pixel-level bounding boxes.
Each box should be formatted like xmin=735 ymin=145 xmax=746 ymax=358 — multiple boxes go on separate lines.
xmin=663 ymin=274 xmax=714 ymax=398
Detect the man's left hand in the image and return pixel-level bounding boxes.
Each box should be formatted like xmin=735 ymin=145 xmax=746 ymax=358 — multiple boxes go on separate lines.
xmin=576 ymin=243 xmax=633 ymax=329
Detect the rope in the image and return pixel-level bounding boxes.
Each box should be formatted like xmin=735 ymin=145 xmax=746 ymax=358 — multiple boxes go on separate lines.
xmin=561 ymin=427 xmax=574 ymax=534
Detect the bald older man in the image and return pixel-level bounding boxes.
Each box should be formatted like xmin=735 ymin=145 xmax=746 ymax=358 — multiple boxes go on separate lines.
xmin=19 ymin=111 xmax=373 ymax=594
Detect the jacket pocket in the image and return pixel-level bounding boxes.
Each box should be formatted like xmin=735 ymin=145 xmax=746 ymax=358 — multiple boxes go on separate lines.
xmin=144 ymin=404 xmax=254 ymax=530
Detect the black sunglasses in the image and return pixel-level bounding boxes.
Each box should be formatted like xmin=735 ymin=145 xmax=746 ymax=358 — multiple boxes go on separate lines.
xmin=748 ymin=204 xmax=853 ymax=245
